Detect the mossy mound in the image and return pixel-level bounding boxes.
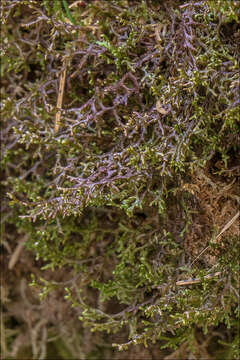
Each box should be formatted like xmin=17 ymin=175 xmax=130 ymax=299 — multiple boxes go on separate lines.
xmin=1 ymin=0 xmax=239 ymax=359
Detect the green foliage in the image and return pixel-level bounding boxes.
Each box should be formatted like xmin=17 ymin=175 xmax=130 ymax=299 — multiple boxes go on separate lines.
xmin=1 ymin=0 xmax=239 ymax=358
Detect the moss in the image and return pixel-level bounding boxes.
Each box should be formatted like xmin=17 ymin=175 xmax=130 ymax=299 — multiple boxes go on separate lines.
xmin=1 ymin=0 xmax=239 ymax=358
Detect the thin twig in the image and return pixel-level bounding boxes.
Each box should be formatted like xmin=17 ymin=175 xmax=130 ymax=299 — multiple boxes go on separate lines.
xmin=190 ymin=211 xmax=239 ymax=267
xmin=176 ymin=211 xmax=239 ymax=286
xmin=8 ymin=236 xmax=27 ymax=270
xmin=176 ymin=271 xmax=221 ymax=286
xmin=55 ymin=58 xmax=68 ymax=132
xmin=69 ymin=0 xmax=84 ymax=8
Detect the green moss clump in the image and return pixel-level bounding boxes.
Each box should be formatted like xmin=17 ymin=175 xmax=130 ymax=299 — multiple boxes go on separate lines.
xmin=1 ymin=0 xmax=239 ymax=358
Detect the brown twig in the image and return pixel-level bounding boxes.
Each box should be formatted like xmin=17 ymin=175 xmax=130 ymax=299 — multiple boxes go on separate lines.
xmin=55 ymin=58 xmax=68 ymax=133
xmin=8 ymin=236 xmax=27 ymax=270
xmin=176 ymin=271 xmax=221 ymax=286
xmin=176 ymin=211 xmax=239 ymax=286
xmin=190 ymin=211 xmax=239 ymax=267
